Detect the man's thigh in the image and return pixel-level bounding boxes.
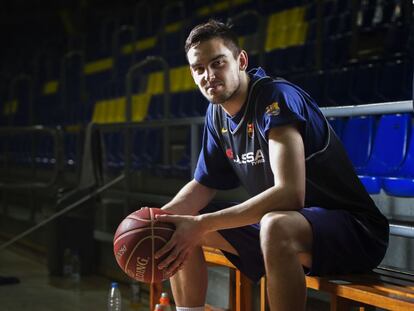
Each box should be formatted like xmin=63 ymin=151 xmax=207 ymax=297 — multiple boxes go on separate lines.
xmin=199 ymin=204 xmax=313 ymax=281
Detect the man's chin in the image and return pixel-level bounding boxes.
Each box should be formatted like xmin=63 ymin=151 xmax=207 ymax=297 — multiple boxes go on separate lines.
xmin=202 ymin=94 xmax=220 ymax=105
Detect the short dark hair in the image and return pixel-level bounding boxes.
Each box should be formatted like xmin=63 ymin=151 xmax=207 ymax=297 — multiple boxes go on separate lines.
xmin=184 ymin=19 xmax=241 ymax=58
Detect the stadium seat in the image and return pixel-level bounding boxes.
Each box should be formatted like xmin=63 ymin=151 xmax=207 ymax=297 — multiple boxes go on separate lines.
xmin=359 ymin=114 xmax=411 ymax=194
xmin=103 ymin=131 xmax=125 ymax=171
xmin=341 ymin=116 xmax=378 ymax=193
xmin=132 ymin=128 xmax=163 ymax=171
xmin=382 ymin=122 xmax=414 ymax=197
xmin=342 ymin=116 xmax=375 ymax=173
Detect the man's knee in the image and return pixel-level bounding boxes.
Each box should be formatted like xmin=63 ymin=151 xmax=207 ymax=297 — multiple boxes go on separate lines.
xmin=259 ymin=211 xmax=312 ymax=257
xmin=260 ymin=212 xmax=295 ymax=254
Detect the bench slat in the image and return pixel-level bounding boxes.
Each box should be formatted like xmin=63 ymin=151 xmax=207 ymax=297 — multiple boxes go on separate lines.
xmin=203 ymin=247 xmax=235 ymax=268
xmin=375 ymin=268 xmax=414 ymax=289
xmin=337 ymin=274 xmax=414 ymax=298
xmin=364 ymin=274 xmax=414 ymax=291
xmin=306 ymin=276 xmax=414 ymax=310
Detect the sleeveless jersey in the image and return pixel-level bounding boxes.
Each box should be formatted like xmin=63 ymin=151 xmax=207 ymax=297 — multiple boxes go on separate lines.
xmin=194 ymin=68 xmax=388 ymax=240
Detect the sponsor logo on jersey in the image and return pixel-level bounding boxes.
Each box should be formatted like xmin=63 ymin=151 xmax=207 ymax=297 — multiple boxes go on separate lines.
xmin=233 ymin=149 xmax=265 ymax=166
xmin=247 ymin=123 xmax=254 ymax=139
xmin=265 ymin=102 xmax=280 ymax=116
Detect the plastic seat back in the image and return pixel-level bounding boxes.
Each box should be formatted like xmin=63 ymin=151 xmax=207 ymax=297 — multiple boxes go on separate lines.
xmin=341 ymin=116 xmax=375 ymax=173
xmin=395 ymin=122 xmax=414 ymax=177
xmin=365 ymin=114 xmax=410 ymax=176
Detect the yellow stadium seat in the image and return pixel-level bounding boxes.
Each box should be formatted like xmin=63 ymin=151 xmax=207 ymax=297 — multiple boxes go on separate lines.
xmin=170 ymin=67 xmax=185 ymax=93
xmin=266 ymin=6 xmax=307 ymax=52
xmin=146 ymin=72 xmax=165 ymax=95
xmin=114 ymin=98 xmax=126 ymax=123
xmin=132 ymin=93 xmax=151 ymax=122
xmin=285 ymin=7 xmax=305 ymax=26
xmin=286 ymin=22 xmax=308 ymax=47
xmin=182 ymin=68 xmax=196 ymax=91
xmin=106 ymin=99 xmax=118 ymax=123
xmin=92 ymin=101 xmax=107 ymax=124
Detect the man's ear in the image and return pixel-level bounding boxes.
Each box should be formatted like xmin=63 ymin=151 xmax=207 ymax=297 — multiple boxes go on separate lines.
xmin=239 ymin=50 xmax=248 ymax=71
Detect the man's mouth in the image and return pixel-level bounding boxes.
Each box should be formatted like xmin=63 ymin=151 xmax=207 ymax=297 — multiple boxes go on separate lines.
xmin=206 ymin=83 xmax=222 ymax=93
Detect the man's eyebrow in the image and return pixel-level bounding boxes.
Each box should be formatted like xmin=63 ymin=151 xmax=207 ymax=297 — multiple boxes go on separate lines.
xmin=190 ymin=54 xmax=227 ymax=68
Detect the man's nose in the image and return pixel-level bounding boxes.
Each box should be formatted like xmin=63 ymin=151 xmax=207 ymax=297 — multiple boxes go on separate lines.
xmin=204 ymin=68 xmax=215 ymax=81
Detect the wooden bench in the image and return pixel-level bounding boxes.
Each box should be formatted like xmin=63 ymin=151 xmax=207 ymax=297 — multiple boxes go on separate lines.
xmin=150 ymin=247 xmax=414 ymax=311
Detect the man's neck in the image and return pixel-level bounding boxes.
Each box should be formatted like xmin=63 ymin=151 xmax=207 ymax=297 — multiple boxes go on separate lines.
xmin=221 ymin=72 xmax=250 ymax=117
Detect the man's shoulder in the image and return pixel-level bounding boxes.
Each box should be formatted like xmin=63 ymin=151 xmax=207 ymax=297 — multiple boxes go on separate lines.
xmin=256 ymin=77 xmax=299 ymax=96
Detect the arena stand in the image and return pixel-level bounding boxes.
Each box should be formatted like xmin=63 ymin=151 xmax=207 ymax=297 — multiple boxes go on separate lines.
xmin=0 ymin=0 xmax=413 ymax=310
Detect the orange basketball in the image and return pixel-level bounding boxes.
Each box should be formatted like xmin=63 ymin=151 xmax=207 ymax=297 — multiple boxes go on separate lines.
xmin=113 ymin=207 xmax=175 ymax=283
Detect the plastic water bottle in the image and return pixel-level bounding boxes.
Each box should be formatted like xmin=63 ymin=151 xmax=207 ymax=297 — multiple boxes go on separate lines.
xmin=159 ymin=292 xmax=172 ymax=311
xmin=108 ymin=282 xmax=122 ymax=311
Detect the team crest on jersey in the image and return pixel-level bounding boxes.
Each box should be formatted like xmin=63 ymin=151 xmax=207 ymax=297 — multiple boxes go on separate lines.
xmin=265 ymin=102 xmax=280 ymax=116
xmin=247 ymin=123 xmax=254 ymax=139
xmin=221 ymin=127 xmax=228 ymax=134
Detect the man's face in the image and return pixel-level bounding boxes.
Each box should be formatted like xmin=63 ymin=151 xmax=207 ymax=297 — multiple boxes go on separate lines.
xmin=187 ymin=38 xmax=242 ymax=104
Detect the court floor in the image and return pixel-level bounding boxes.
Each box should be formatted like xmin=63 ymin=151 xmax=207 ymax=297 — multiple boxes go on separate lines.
xmin=0 ymin=248 xmax=148 ymax=311
xmin=0 ymin=247 xmax=329 ymax=311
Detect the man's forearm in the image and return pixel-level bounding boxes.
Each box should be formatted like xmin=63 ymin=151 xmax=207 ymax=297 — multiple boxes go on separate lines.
xmin=197 ymin=184 xmax=304 ymax=232
xmin=162 ymin=179 xmax=217 ymax=215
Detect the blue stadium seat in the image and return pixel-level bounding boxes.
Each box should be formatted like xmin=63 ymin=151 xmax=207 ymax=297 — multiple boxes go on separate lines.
xmin=34 ymin=134 xmax=55 ymax=169
xmin=341 ymin=116 xmax=378 ymax=193
xmin=104 ymin=132 xmax=125 ymax=171
xmin=359 ymin=114 xmax=411 ymax=194
xmin=382 ymin=122 xmax=414 ymax=196
xmin=342 ymin=116 xmax=375 ymax=173
xmin=132 ymin=128 xmax=162 ymax=171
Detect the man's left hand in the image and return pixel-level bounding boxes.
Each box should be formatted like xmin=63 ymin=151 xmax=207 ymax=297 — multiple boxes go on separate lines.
xmin=154 ymin=214 xmax=207 ymax=276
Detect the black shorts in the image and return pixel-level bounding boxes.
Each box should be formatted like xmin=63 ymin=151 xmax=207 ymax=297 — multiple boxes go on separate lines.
xmin=200 ymin=204 xmax=388 ymax=283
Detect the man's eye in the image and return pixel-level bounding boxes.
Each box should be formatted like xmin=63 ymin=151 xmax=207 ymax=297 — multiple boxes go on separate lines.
xmin=214 ymin=60 xmax=224 ymax=67
xmin=194 ymin=67 xmax=203 ymax=74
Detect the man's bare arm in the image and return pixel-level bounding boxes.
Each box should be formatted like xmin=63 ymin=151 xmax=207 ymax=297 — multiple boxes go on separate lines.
xmin=162 ymin=179 xmax=217 ymax=216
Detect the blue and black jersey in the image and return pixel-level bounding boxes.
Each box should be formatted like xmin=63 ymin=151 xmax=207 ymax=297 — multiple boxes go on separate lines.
xmin=195 ymin=67 xmax=388 ymax=241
